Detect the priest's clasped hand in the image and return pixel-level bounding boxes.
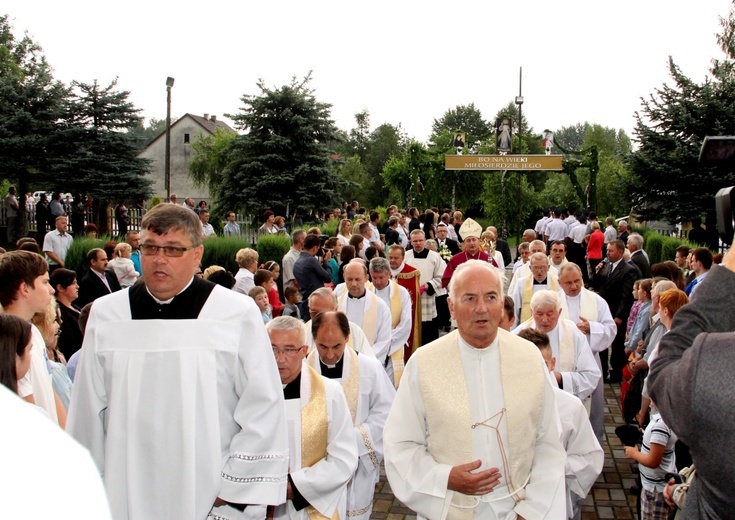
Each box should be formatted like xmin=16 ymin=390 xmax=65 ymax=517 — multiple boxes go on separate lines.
xmin=447 ymin=460 xmax=501 ymax=495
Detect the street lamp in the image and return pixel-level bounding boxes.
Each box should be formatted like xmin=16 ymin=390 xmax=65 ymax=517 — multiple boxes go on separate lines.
xmin=165 ymin=77 xmax=175 ymax=200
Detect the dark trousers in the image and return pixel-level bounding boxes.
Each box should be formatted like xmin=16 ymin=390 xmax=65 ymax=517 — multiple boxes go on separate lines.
xmin=421 ymin=320 xmax=439 ymax=346
xmin=434 ymin=294 xmax=450 ymax=329
xmin=609 ymin=323 xmax=627 ymax=381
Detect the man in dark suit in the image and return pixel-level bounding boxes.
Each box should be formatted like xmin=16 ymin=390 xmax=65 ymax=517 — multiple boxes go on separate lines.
xmin=591 ymin=239 xmax=638 ymax=383
xmin=435 ymin=223 xmax=460 ymax=255
xmin=77 ymin=247 xmax=122 ymax=308
xmin=649 ymin=256 xmax=735 ymax=519
xmin=627 ymin=233 xmax=650 ymax=278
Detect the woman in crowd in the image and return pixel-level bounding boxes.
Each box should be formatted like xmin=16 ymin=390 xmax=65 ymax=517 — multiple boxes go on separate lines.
xmin=31 ymin=301 xmax=73 ymax=411
xmin=258 ymin=210 xmax=278 ymax=235
xmin=586 ymin=220 xmax=605 ymax=274
xmin=423 ymin=210 xmax=437 ymax=241
xmin=0 ymin=314 xmax=33 ymax=395
xmin=234 ymin=248 xmax=259 ymax=295
xmin=338 ymin=245 xmax=356 ymax=284
xmin=337 ymin=219 xmax=353 ymax=246
xmin=349 ymin=234 xmax=365 ymax=260
xmin=50 ymin=268 xmax=84 ymax=361
xmin=273 ymin=216 xmax=289 ymax=235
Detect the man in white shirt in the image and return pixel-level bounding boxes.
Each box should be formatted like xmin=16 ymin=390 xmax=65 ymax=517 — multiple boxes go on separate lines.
xmin=42 ymin=216 xmax=73 ymax=272
xmin=384 ymin=260 xmax=566 ymax=519
xmin=544 ymin=209 xmax=568 ymax=245
xmin=199 ymin=209 xmax=216 ymax=238
xmin=368 ymin=211 xmax=384 ymax=252
xmin=282 ymin=230 xmax=306 ymax=289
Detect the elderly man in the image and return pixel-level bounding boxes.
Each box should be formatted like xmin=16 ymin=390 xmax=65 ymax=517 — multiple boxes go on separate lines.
xmin=557 ymin=263 xmax=616 ymax=442
xmin=369 ymin=257 xmax=412 ymax=386
xmin=42 ymin=215 xmax=73 ymax=272
xmin=76 ymin=247 xmax=122 ymax=307
xmin=405 ymin=230 xmax=446 ymax=345
xmin=282 ymin=229 xmax=306 ymax=289
xmin=306 ymin=311 xmax=395 ymax=520
xmin=338 ymin=262 xmax=392 ymax=360
xmin=513 ymin=242 xmax=531 ymax=274
xmin=441 ymin=218 xmax=489 ymax=288
xmin=266 ymin=316 xmax=357 ymax=520
xmin=627 ymin=233 xmax=650 ymax=278
xmin=508 ymin=240 xmax=559 ymax=295
xmin=509 ymin=252 xmax=560 ymax=324
xmin=385 ymin=260 xmax=566 ymax=519
xmin=304 ymin=287 xmax=375 ymax=358
xmin=617 ymin=220 xmax=629 ymax=245
xmin=516 ymin=228 xmax=536 ymax=260
xmin=387 ymin=244 xmax=421 ymax=360
xmin=514 ymin=290 xmax=601 ymax=408
xmin=68 ymin=203 xmax=288 ymax=520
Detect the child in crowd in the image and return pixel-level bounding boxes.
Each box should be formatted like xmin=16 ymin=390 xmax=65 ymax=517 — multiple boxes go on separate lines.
xmin=108 ymin=242 xmax=140 ymax=287
xmin=626 ymin=403 xmax=678 ymax=519
xmin=262 ymin=261 xmax=284 ymax=317
xmin=282 ymin=286 xmax=302 ymax=320
xmin=627 ymin=279 xmax=643 ymax=335
xmin=0 ymin=314 xmax=33 ymax=395
xmin=248 ymin=286 xmax=271 ymax=323
xmin=324 ymin=237 xmax=342 ymax=285
xmin=518 ymin=328 xmax=604 ymax=520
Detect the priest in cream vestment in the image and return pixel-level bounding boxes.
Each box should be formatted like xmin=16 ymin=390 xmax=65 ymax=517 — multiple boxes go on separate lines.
xmin=507 ymin=241 xmax=559 ymax=295
xmin=267 ymin=317 xmax=358 ymax=520
xmin=385 ymin=260 xmax=566 ymax=520
xmin=509 ymin=252 xmax=559 ymax=324
xmin=557 ymin=264 xmax=616 ymax=443
xmin=307 ymin=311 xmax=395 ymax=520
xmin=513 ymin=290 xmax=601 ymax=405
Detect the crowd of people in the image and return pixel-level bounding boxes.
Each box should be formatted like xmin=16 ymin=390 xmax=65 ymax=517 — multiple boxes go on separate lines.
xmin=0 ymin=198 xmax=730 ymax=520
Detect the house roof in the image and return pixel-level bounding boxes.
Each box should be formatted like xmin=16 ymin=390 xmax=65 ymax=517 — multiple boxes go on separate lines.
xmin=143 ymin=113 xmax=236 ymax=149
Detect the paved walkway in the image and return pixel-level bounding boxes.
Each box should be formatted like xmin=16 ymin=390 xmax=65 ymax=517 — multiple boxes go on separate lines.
xmin=371 ymin=382 xmax=639 ymax=519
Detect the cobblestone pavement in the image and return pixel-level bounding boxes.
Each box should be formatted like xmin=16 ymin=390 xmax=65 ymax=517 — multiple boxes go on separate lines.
xmin=371 ymin=382 xmax=639 ymax=520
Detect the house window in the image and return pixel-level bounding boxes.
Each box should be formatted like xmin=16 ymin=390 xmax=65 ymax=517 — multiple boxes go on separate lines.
xmin=184 ymin=133 xmax=190 ymax=144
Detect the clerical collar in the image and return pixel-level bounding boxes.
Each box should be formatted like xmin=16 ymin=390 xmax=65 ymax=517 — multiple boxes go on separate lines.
xmin=130 ymin=276 xmax=215 ymax=320
xmin=348 ymin=291 xmax=366 ymax=300
xmin=282 ymin=372 xmax=302 ymax=400
xmin=533 ymin=278 xmax=547 ymax=285
xmin=411 ymin=248 xmax=430 ymax=259
xmin=146 ymin=277 xmax=195 ymax=304
xmin=390 ymin=263 xmax=405 ymax=277
xmin=320 ymin=355 xmax=344 ymax=378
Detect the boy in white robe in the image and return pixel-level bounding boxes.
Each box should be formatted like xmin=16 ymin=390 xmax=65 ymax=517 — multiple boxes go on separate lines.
xmin=518 ymin=328 xmax=604 ymax=520
xmin=307 ymin=311 xmax=395 ymax=519
xmin=267 ymin=316 xmax=358 ymax=520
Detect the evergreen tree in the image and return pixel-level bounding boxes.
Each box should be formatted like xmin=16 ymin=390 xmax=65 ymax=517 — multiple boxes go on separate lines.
xmin=627 ymin=4 xmax=735 ymax=231
xmin=219 ymin=74 xmax=345 ymax=221
xmin=431 ymin=103 xmax=491 ymax=143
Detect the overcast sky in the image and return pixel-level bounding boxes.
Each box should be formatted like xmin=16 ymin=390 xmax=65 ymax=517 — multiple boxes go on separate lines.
xmin=4 ymin=0 xmax=733 ymax=143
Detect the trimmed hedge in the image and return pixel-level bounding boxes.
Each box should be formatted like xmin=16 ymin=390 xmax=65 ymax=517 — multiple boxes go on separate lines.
xmin=633 ymin=227 xmax=693 ymax=265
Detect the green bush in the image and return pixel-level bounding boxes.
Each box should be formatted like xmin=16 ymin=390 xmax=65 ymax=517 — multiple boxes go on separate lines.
xmin=632 ymin=227 xmax=693 ymax=265
xmin=256 ymin=234 xmax=291 ymax=266
xmin=65 ymin=237 xmax=111 ymax=278
xmin=319 ymin=219 xmax=340 ymax=237
xmin=645 ymin=232 xmax=664 ymax=265
xmin=201 ymin=236 xmax=252 ymax=273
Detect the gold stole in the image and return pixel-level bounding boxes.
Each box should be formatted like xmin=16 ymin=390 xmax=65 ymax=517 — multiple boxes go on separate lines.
xmin=384 ymin=281 xmax=405 ymax=388
xmin=338 ymin=291 xmax=378 ymax=344
xmin=307 ymin=347 xmax=359 ymax=425
xmin=417 ymin=330 xmax=544 ymax=519
xmin=300 ymin=366 xmax=339 ymax=520
xmin=556 ymin=319 xmax=576 ymax=373
xmin=521 ymin=275 xmax=559 ymax=322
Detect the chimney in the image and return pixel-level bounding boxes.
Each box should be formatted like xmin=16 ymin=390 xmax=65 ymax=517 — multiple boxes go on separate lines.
xmin=203 ymin=113 xmax=209 ymax=121
xmin=210 ymin=115 xmax=217 ymax=123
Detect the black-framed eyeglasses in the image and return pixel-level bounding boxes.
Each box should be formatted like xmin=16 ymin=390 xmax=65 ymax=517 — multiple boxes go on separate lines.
xmin=140 ymin=244 xmax=196 ymax=258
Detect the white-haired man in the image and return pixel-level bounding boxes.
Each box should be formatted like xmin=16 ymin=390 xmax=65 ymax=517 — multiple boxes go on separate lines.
xmin=385 ymin=260 xmax=566 ymax=519
xmin=513 ymin=290 xmax=601 ymax=410
xmin=508 ymin=240 xmax=559 ymax=295
xmin=557 ymin=263 xmax=617 ymax=443
xmin=267 ymin=316 xmax=358 ymax=520
xmin=306 ymin=311 xmax=395 ymax=520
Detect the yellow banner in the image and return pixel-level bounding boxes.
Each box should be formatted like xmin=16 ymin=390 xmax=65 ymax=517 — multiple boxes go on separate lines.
xmin=445 ymin=155 xmax=563 ymax=171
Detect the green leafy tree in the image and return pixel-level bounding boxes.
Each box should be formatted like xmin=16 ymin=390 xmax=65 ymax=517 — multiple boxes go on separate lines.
xmin=127 ymin=117 xmax=169 ymax=151
xmin=218 ymin=74 xmax=345 ymax=221
xmin=431 ymin=103 xmax=491 ymax=143
xmin=426 ymin=129 xmax=485 ymax=210
xmin=627 ymin=4 xmax=735 ymax=235
xmin=0 ymin=15 xmax=68 ymax=223
xmin=381 ymin=140 xmax=428 ymax=208
xmin=188 ymin=127 xmax=236 ymax=204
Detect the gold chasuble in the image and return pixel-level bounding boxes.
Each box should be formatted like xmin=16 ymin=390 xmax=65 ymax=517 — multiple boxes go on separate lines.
xmin=416 ymin=330 xmax=544 ymax=519
xmin=520 ymin=275 xmax=559 ymax=323
xmin=301 ymin=365 xmax=340 ymax=520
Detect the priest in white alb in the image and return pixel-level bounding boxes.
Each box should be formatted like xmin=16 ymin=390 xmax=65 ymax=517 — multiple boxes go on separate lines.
xmin=67 ymin=204 xmax=288 ymax=520
xmin=507 ymin=240 xmax=559 ymax=295
xmin=513 ymin=290 xmax=601 ymax=410
xmin=557 ymin=263 xmax=616 ymax=442
xmin=307 ymin=311 xmax=395 ymax=519
xmin=509 ymin=253 xmax=560 ymax=324
xmin=369 ymin=257 xmax=412 ymax=386
xmin=304 ymin=287 xmax=376 ymax=358
xmin=385 ymin=260 xmax=566 ymax=520
xmin=337 ymin=261 xmax=392 ymax=360
xmin=266 ymin=316 xmax=358 ymax=520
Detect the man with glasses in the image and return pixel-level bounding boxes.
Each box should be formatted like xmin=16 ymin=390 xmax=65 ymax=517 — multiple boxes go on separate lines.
xmin=266 ymin=315 xmax=357 ymax=520
xmin=306 ymin=311 xmax=394 ymax=520
xmin=68 ymin=203 xmax=288 ymax=520
xmin=509 ymin=252 xmax=560 ymax=325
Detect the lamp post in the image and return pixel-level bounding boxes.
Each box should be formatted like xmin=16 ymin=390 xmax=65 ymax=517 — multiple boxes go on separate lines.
xmin=515 ymin=67 xmax=524 ymax=247
xmin=165 ymin=77 xmax=175 ymax=201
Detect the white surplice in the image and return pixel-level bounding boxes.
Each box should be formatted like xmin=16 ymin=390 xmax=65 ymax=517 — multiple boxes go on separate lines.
xmin=384 ymin=334 xmax=566 ymax=520
xmin=308 ymin=350 xmax=396 ymax=519
xmin=553 ymin=385 xmax=604 ymax=519
xmin=304 ymin=320 xmax=376 ymax=358
xmin=337 ymin=291 xmax=392 ymax=361
xmin=17 ymin=325 xmax=58 ymax=424
xmin=276 ymin=367 xmax=358 ymax=519
xmin=507 ymin=263 xmax=559 ymax=296
xmin=67 ymin=286 xmax=288 ymax=520
xmin=514 ymin=318 xmax=601 ymax=401
xmin=560 ymin=290 xmax=616 ymax=443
